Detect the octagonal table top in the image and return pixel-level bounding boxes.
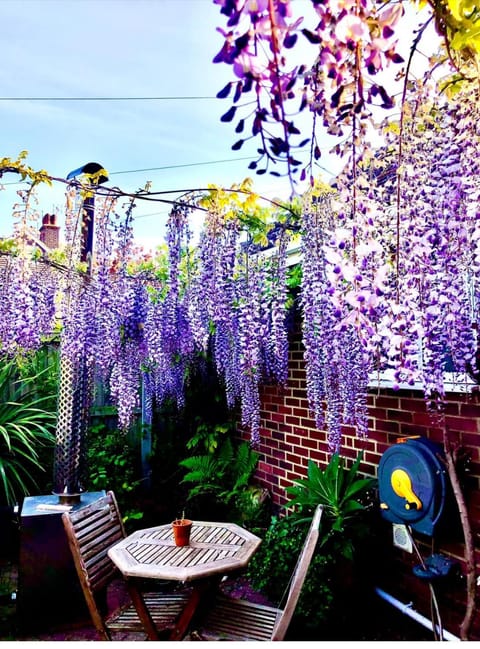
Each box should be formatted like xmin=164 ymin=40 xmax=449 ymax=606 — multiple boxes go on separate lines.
xmin=108 ymin=520 xmax=262 ymax=582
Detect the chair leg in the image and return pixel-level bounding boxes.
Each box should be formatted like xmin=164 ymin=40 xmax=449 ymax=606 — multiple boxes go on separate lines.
xmin=82 ymin=582 xmax=112 ymax=640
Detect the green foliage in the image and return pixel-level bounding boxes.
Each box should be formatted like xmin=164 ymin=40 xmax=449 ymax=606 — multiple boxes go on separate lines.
xmin=285 ymin=452 xmax=376 ymax=557
xmin=0 ymin=150 xmax=52 ymax=187
xmin=249 ymin=455 xmax=379 ymax=634
xmin=86 ymin=423 xmax=144 ymax=525
xmin=15 ymin=347 xmax=59 ymax=495
xmin=45 ymin=247 xmax=69 ymax=267
xmin=247 ymin=513 xmax=335 ymax=630
xmin=0 ymin=355 xmax=56 ymax=506
xmin=186 ymin=418 xmax=234 ymax=454
xmin=180 ymin=437 xmax=258 ymax=498
xmin=179 ymin=437 xmax=262 ymax=524
xmin=436 ymin=0 xmax=480 ymax=64
xmin=0 ymin=563 xmax=16 ymax=598
xmin=0 ymin=239 xmax=19 ymax=255
xmin=285 ymin=263 xmax=302 ymax=309
xmin=15 ymin=346 xmax=59 ymax=408
xmin=286 ymin=263 xmax=302 ymax=291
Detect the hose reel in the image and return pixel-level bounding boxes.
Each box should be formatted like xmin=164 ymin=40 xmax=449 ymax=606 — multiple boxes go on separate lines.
xmin=378 ymin=436 xmax=448 ymax=536
xmin=378 ymin=434 xmax=459 ymax=628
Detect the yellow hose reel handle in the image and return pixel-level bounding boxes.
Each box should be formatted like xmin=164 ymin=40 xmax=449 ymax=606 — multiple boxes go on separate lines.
xmin=390 ymin=468 xmax=422 ymax=511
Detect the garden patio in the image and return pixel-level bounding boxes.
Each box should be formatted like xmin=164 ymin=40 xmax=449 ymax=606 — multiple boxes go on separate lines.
xmin=2 ymin=0 xmax=480 ymax=641
xmin=0 ymin=494 xmax=436 ymax=642
xmin=0 ymin=557 xmax=434 ymax=641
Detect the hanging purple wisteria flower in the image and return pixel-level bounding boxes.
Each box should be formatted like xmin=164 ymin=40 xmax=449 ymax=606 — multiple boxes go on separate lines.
xmin=300 ymin=190 xmax=371 ymax=452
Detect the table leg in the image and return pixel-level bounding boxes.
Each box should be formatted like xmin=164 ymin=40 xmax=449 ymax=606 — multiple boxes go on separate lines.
xmin=125 ymin=578 xmax=161 ymax=641
xmin=168 ymin=579 xmax=213 ymax=641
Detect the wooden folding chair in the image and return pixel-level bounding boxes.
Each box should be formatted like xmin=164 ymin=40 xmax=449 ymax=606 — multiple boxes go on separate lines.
xmin=187 ymin=504 xmax=323 ymax=642
xmin=62 ymin=491 xmax=190 ymax=640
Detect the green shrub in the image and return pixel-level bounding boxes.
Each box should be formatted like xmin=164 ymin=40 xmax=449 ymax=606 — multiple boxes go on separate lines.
xmin=248 ymin=453 xmax=379 ymax=635
xmin=246 ymin=513 xmax=335 ymax=631
xmin=86 ymin=423 xmax=143 ymax=526
xmin=179 ymin=437 xmax=267 ymax=526
xmin=186 ymin=418 xmax=234 ymax=454
xmin=285 ymin=451 xmax=377 ymax=560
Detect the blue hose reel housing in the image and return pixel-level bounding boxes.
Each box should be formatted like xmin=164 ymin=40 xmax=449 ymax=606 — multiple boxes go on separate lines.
xmin=378 ymin=436 xmax=448 ymax=536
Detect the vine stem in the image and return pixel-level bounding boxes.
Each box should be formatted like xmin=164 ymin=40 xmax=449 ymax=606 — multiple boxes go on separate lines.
xmin=0 ymin=164 xmax=300 ymax=218
xmin=394 ymin=16 xmax=433 ymax=304
xmin=442 ymin=422 xmax=476 ymax=640
xmin=15 ymin=182 xmax=37 ymax=267
xmin=267 ymin=0 xmax=295 ymax=194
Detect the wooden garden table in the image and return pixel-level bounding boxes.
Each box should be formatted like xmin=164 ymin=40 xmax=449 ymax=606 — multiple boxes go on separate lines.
xmin=108 ymin=520 xmax=262 ymax=640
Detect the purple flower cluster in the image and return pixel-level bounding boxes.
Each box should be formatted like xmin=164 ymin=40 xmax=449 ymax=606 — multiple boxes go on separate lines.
xmin=142 ymin=205 xmax=196 ymax=416
xmin=300 ymin=192 xmax=370 ymax=452
xmin=263 ymin=233 xmax=290 ymax=386
xmin=5 ymin=84 xmax=480 ymax=453
xmin=320 ymin=86 xmax=480 ymax=422
xmin=0 ymin=255 xmax=57 ymax=356
xmin=235 ymin=258 xmax=267 ymax=446
xmin=213 ymin=0 xmax=406 ymax=181
xmin=1 ymin=165 xmax=293 ymax=443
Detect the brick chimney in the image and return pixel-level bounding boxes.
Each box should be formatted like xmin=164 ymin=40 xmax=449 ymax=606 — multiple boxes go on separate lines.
xmin=39 ymin=213 xmax=60 ymax=249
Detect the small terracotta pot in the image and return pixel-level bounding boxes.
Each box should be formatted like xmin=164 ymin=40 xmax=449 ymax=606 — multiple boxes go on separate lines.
xmin=172 ymin=518 xmax=193 ymax=546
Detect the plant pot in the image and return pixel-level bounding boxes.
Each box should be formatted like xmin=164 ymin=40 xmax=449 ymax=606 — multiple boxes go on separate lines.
xmin=172 ymin=519 xmax=192 ymax=546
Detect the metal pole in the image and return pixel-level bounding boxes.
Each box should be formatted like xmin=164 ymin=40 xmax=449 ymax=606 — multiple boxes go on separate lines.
xmin=53 ymin=163 xmax=108 ymax=503
xmin=140 ymin=375 xmax=152 ymax=490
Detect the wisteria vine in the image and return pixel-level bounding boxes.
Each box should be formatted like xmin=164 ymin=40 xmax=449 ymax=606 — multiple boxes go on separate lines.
xmin=1 ymin=77 xmax=480 ymax=453
xmin=212 ymin=0 xmax=479 ymax=185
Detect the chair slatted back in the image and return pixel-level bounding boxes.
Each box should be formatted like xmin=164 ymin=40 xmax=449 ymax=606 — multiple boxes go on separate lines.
xmin=62 ymin=491 xmax=125 ymax=594
xmin=191 ymin=505 xmax=323 ymax=642
xmin=271 ymin=505 xmax=323 ymax=641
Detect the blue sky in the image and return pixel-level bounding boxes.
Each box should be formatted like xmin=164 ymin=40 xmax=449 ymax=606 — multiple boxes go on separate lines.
xmin=0 ymin=0 xmax=328 ymax=249
xmin=0 ymin=0 xmax=437 ymax=249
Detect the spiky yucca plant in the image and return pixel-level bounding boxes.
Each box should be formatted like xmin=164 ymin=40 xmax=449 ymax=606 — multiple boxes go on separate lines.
xmin=285 ymin=452 xmax=376 ymax=557
xmin=0 ymin=356 xmax=56 ymax=506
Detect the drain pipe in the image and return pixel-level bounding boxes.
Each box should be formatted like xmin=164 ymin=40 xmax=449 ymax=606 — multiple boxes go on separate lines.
xmin=375 ymin=587 xmax=461 ymax=642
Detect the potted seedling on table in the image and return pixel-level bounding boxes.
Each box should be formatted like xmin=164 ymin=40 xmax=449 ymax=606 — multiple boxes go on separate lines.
xmin=172 ymin=510 xmax=193 ymax=546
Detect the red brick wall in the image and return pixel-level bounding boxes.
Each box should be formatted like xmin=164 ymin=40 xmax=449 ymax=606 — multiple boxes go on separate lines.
xmin=239 ymin=327 xmax=480 ymax=640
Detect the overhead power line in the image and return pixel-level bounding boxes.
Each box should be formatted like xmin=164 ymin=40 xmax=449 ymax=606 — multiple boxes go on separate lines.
xmin=109 ymin=157 xmax=256 ymax=176
xmin=0 ymin=156 xmax=258 ymax=186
